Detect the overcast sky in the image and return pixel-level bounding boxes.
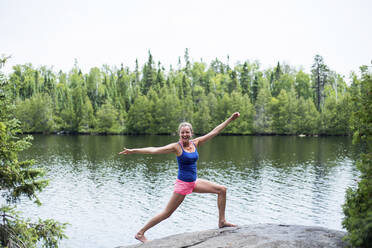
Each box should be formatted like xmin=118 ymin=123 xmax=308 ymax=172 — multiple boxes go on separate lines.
xmin=1 ymin=0 xmax=371 ymax=79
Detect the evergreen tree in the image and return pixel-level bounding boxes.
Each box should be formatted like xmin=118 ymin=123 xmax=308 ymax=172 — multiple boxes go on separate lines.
xmin=271 ymin=62 xmax=282 ymax=97
xmin=142 ymin=51 xmax=156 ymax=95
xmin=155 ymin=62 xmax=165 ymax=90
xmin=251 ymin=72 xmax=262 ymax=104
xmin=183 ymin=48 xmax=191 ymax=76
xmin=311 ymin=55 xmax=329 ymax=111
xmin=0 ymin=56 xmax=66 ymax=248
xmin=227 ymin=69 xmax=239 ymax=94
xmin=240 ymin=62 xmax=251 ymax=96
xmin=86 ymin=67 xmax=102 ymax=112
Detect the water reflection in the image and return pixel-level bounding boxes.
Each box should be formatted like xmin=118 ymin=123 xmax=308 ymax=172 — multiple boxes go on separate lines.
xmin=17 ymin=135 xmax=359 ymax=248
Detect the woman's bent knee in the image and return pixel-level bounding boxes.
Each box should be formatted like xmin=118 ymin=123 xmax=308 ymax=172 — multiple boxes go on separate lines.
xmin=218 ymin=185 xmax=227 ymax=194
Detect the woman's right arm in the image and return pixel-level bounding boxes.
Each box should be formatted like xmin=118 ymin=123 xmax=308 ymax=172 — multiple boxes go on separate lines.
xmin=118 ymin=143 xmax=178 ymax=155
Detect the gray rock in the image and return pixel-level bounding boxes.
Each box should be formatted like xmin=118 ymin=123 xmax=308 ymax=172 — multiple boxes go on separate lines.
xmin=116 ymin=224 xmax=347 ymax=248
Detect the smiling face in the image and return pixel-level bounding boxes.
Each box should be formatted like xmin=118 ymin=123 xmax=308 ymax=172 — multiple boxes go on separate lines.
xmin=178 ymin=122 xmax=193 ymax=143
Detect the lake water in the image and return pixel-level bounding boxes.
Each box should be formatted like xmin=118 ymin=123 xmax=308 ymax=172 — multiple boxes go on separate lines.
xmin=16 ymin=135 xmax=359 ymax=248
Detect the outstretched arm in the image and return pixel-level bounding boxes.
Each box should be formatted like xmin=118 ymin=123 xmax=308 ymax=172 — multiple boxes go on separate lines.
xmin=194 ymin=112 xmax=240 ymax=147
xmin=119 ymin=143 xmax=178 ymax=155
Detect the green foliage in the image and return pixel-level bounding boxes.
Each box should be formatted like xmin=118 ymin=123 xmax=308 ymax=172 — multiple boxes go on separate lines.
xmin=154 ymin=87 xmax=182 ymax=134
xmin=96 ymin=100 xmax=121 ymax=133
xmin=0 ymin=207 xmax=68 ymax=248
xmin=295 ymin=70 xmax=312 ymax=99
xmin=342 ymin=63 xmax=372 ymax=247
xmin=1 ymin=56 xmax=66 ymax=247
xmin=271 ymin=89 xmax=298 ymax=134
xmin=126 ymin=95 xmax=153 ymax=134
xmin=5 ymin=53 xmax=354 ymax=135
xmin=15 ymin=94 xmax=55 ymax=133
xmin=254 ymin=87 xmax=272 ymax=133
xmin=295 ymin=97 xmax=319 ymax=135
xmin=311 ymin=54 xmax=330 ymax=111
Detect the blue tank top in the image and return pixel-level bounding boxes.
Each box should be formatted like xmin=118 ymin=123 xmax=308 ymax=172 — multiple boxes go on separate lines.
xmin=176 ymin=142 xmax=199 ymax=182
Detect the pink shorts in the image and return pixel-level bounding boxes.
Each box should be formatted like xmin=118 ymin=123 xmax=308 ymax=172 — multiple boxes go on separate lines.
xmin=174 ymin=179 xmax=197 ymax=195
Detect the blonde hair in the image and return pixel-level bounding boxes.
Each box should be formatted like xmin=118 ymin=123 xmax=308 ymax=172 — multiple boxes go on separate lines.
xmin=178 ymin=122 xmax=193 ymax=134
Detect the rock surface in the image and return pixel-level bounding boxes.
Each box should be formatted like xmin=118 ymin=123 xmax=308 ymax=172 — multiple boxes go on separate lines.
xmin=116 ymin=224 xmax=347 ymax=248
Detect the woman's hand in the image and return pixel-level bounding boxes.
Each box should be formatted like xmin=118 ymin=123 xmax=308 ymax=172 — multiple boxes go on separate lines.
xmin=118 ymin=148 xmax=132 ymax=155
xmin=230 ymin=112 xmax=240 ymax=121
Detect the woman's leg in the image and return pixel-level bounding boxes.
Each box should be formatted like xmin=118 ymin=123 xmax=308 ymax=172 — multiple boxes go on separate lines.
xmin=193 ymin=179 xmax=236 ymax=228
xmin=135 ymin=192 xmax=186 ymax=243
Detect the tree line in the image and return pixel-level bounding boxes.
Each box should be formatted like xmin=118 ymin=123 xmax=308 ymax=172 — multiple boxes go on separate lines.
xmin=7 ymin=51 xmax=360 ymax=135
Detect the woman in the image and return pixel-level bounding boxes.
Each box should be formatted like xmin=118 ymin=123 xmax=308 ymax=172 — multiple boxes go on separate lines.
xmin=119 ymin=112 xmax=240 ymax=243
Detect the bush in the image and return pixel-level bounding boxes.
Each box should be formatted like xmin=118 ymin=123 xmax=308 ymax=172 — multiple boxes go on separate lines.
xmin=342 ymin=64 xmax=372 ymax=247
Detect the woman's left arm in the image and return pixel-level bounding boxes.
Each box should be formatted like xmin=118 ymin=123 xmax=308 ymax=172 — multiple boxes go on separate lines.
xmin=193 ymin=112 xmax=240 ymax=147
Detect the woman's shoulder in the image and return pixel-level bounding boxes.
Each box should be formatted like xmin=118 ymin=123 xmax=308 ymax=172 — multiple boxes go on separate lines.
xmin=168 ymin=141 xmax=183 ymax=150
xmin=191 ymin=139 xmax=199 ymax=147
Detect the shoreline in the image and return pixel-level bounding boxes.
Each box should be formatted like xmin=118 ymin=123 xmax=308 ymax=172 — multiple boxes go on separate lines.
xmin=21 ymin=131 xmax=351 ymax=137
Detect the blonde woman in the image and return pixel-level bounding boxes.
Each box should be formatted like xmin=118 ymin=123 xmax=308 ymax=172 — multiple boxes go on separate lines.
xmin=119 ymin=112 xmax=240 ymax=243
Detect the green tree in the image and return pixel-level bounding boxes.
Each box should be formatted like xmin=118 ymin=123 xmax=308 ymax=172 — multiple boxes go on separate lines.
xmin=126 ymin=95 xmax=153 ymax=134
xmin=193 ymin=94 xmax=212 ymax=134
xmin=227 ymin=69 xmax=240 ymax=94
xmin=271 ymin=62 xmax=283 ymax=97
xmin=206 ymin=92 xmax=219 ymax=128
xmin=254 ymin=86 xmax=272 ymax=133
xmin=239 ymin=62 xmax=251 ymax=96
xmin=311 ymin=55 xmax=329 ymax=111
xmin=190 ymin=62 xmax=207 ymax=93
xmin=153 ymin=87 xmax=181 ymax=134
xmin=96 ymin=100 xmax=121 ymax=133
xmin=55 ymin=83 xmax=75 ymax=132
xmin=343 ymin=63 xmax=372 ymax=247
xmin=226 ymin=91 xmax=254 ymax=134
xmin=15 ymin=94 xmax=55 ymax=133
xmin=0 ymin=56 xmax=66 ymax=247
xmin=295 ymin=97 xmax=320 ymax=135
xmin=294 ymin=70 xmax=312 ymax=99
xmin=142 ymin=51 xmax=156 ymax=95
xmin=86 ymin=67 xmax=103 ymax=111
xmin=79 ymin=95 xmax=95 ymax=133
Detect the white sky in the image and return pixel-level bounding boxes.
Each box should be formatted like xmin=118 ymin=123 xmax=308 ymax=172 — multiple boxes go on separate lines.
xmin=1 ymin=0 xmax=371 ymax=80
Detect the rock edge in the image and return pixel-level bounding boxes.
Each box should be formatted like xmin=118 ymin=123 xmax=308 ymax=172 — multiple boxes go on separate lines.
xmin=116 ymin=224 xmax=347 ymax=248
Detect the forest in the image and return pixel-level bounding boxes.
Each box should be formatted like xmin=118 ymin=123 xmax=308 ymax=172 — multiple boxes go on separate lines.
xmin=6 ymin=51 xmax=361 ymax=135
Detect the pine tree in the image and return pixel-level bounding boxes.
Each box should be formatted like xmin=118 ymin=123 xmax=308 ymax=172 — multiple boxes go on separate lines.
xmin=0 ymin=56 xmax=66 ymax=248
xmin=240 ymin=62 xmax=250 ymax=96
xmin=311 ymin=55 xmax=329 ymax=111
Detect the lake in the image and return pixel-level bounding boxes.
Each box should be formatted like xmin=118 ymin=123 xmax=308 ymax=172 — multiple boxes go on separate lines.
xmin=16 ymin=135 xmax=359 ymax=248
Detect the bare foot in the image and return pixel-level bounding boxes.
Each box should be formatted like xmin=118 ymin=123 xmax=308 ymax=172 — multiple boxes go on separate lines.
xmin=135 ymin=232 xmax=148 ymax=243
xmin=219 ymin=221 xmax=237 ymax=228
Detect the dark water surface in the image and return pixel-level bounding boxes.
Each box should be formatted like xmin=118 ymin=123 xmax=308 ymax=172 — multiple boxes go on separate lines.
xmin=16 ymin=135 xmax=359 ymax=248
